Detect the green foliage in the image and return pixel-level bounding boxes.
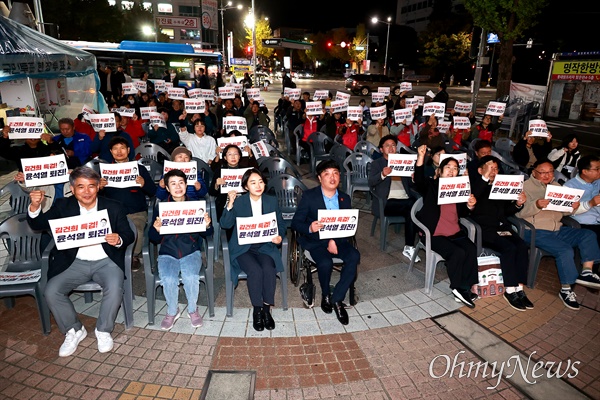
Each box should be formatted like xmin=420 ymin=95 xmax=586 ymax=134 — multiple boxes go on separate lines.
xmin=244 ymin=18 xmax=274 ymax=59
xmin=421 ymin=32 xmax=471 ymax=69
xmin=304 ymin=32 xmax=332 ymax=63
xmin=348 ymin=24 xmax=367 ymax=67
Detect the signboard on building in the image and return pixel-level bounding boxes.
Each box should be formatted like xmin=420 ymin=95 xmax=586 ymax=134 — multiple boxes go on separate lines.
xmin=201 ymin=0 xmax=218 ymax=30
xmin=156 ymin=17 xmax=199 ymax=29
xmin=551 ymin=60 xmax=600 ymax=81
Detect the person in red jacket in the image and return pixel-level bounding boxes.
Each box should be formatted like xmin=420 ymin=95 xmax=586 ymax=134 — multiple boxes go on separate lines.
xmin=469 ymin=114 xmax=503 ymax=142
xmin=118 ymin=113 xmax=145 ymax=149
xmin=338 ymin=118 xmax=362 ymax=150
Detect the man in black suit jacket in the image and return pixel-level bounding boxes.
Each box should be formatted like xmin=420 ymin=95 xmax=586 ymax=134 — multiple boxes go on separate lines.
xmin=28 ymin=167 xmax=134 ymax=358
xmin=291 ymin=160 xmax=360 ymax=325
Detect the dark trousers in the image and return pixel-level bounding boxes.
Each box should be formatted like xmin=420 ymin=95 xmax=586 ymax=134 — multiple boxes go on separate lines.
xmin=309 ymin=240 xmax=360 ymax=303
xmin=581 ymin=224 xmax=600 ymax=250
xmin=384 ymin=198 xmax=417 ymax=246
xmin=237 ymin=244 xmax=277 ymax=307
xmin=431 ymin=234 xmax=478 ymax=290
xmin=481 ymin=230 xmax=528 ymax=287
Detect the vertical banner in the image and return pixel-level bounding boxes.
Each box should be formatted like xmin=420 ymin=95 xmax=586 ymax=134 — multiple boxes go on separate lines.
xmin=201 ymin=0 xmax=218 ymax=30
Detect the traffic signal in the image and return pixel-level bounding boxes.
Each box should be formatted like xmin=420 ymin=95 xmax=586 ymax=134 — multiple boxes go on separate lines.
xmin=469 ymin=26 xmax=482 ymax=59
xmin=327 ymin=42 xmax=332 ymax=47
xmin=247 ymin=45 xmax=252 ymax=54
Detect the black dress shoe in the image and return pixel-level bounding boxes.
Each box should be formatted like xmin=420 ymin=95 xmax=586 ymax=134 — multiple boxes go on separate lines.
xmin=321 ymin=295 xmax=333 ymax=314
xmin=333 ymin=301 xmax=349 ymax=325
xmin=252 ymin=309 xmax=265 ymax=331
xmin=503 ymin=292 xmax=526 ymax=311
xmin=263 ymin=310 xmax=275 ymax=330
xmin=516 ymin=290 xmax=534 ymax=309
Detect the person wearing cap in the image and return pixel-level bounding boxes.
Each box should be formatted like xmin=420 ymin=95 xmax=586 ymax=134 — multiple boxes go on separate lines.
xmin=156 ymin=146 xmax=208 ymax=201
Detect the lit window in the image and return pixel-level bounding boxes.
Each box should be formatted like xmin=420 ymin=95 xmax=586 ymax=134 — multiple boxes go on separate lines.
xmin=121 ymin=1 xmax=134 ymax=9
xmin=161 ymin=28 xmax=175 ymax=40
xmin=142 ymin=2 xmax=152 ymax=10
xmin=107 ymin=0 xmax=116 ymax=5
xmin=158 ymin=3 xmax=173 ymax=13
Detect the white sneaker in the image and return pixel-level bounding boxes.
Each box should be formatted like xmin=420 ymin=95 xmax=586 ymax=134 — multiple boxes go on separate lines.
xmin=95 ymin=329 xmax=114 ymax=353
xmin=59 ymin=327 xmax=87 ymax=357
xmin=403 ymin=245 xmax=421 ymax=263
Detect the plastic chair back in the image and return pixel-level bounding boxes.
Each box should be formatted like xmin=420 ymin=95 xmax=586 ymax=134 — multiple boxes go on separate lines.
xmin=259 ymin=157 xmax=302 ymax=179
xmin=192 ymin=157 xmax=214 ymax=187
xmin=135 ymin=143 xmax=171 ymax=162
xmin=343 ymin=152 xmax=373 ymax=200
xmin=84 ymin=158 xmax=109 ymax=175
xmin=266 ymin=173 xmax=308 ymax=226
xmin=0 ymin=181 xmax=31 ymax=218
xmin=354 ymin=140 xmax=378 ymax=158
xmin=138 ymin=157 xmax=163 ymax=183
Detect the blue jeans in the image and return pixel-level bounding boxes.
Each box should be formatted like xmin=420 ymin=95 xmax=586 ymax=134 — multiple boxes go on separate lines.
xmin=524 ymin=226 xmax=600 ymax=285
xmin=158 ymin=251 xmax=201 ymax=316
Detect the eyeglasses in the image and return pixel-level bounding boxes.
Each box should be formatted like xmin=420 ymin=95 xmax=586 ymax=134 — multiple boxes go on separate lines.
xmin=534 ymin=170 xmax=554 ymax=176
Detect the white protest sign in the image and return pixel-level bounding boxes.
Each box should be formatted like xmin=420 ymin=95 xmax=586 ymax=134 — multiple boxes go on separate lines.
xmin=330 ymin=100 xmax=348 ymax=113
xmin=370 ymin=105 xmax=387 ymax=120
xmin=377 ymin=86 xmax=391 ymax=96
xmin=164 ymin=82 xmax=174 ymax=90
xmin=81 ymin=104 xmax=95 ymax=120
xmin=426 ymin=90 xmax=436 ymax=98
xmin=163 ymin=161 xmax=198 ymax=183
xmin=200 ymin=89 xmax=215 ymax=101
xmin=218 ymin=86 xmax=235 ymax=99
xmin=414 ymin=96 xmax=425 ymax=106
xmin=305 ymin=101 xmax=323 ymax=116
xmin=528 ymin=119 xmax=548 ymax=137
xmin=543 ymin=185 xmax=585 ymax=212
xmin=317 ymin=209 xmax=359 ymax=239
xmin=284 ymin=87 xmax=301 ymax=100
xmin=236 ymin=212 xmax=279 ymax=245
xmin=437 ymin=121 xmax=452 ymax=134
xmin=88 ymin=113 xmax=117 ymax=132
xmin=122 ymin=82 xmax=137 ymax=95
xmin=140 ymin=106 xmax=157 ymax=120
xmin=251 ymin=141 xmax=269 ymax=159
xmin=184 ymin=98 xmax=206 ymax=113
xmin=220 ymin=167 xmax=252 ymax=193
xmin=489 ymin=174 xmax=524 ymax=200
xmin=313 ymin=90 xmax=329 ymax=100
xmin=6 ymin=117 xmax=44 ymax=139
xmin=154 ymin=79 xmax=166 ymax=92
xmin=438 ymin=176 xmax=471 ymax=204
xmin=100 ymin=161 xmax=141 ymax=188
xmin=372 ymin=92 xmax=385 ymax=104
xmin=453 ymin=116 xmax=472 ymax=130
xmin=256 ymin=97 xmax=266 ymax=107
xmin=400 ymin=82 xmax=412 ymax=92
xmin=49 ymin=209 xmax=111 ymax=251
xmin=217 ymin=136 xmax=249 ymax=156
xmin=422 ymin=102 xmax=446 ymax=118
xmin=231 ymin=83 xmax=243 ymax=96
xmin=440 ymin=153 xmax=467 ymax=175
xmin=158 ymin=200 xmax=207 ymax=234
xmin=149 ymin=112 xmax=166 ymax=128
xmin=387 ymin=154 xmax=417 ymax=177
xmin=112 ymin=107 xmax=136 ymax=118
xmin=167 ymin=87 xmax=186 ymax=100
xmin=346 ymin=106 xmax=363 ymax=121
xmin=134 ymin=80 xmax=147 ymax=93
xmin=0 ymin=270 xmax=41 ymax=285
xmin=335 ymin=91 xmax=351 ymax=102
xmin=405 ymin=98 xmax=419 ymax=109
xmin=485 ymin=101 xmax=506 ymax=116
xmin=21 ymin=154 xmax=69 ymax=187
xmin=453 ymin=101 xmax=473 ymax=114
xmin=187 ymin=88 xmax=203 ymax=98
xmin=246 ymin=88 xmax=261 ymax=100
xmin=223 ymin=116 xmax=248 ymax=135
xmin=394 ymin=108 xmax=413 ymax=124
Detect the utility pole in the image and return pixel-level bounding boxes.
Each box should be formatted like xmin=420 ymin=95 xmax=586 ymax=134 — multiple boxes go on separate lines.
xmin=470 ymin=28 xmax=487 ymax=110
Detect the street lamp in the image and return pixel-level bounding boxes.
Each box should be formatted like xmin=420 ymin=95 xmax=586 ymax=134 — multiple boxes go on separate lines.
xmin=219 ymin=1 xmax=242 ymax=69
xmin=142 ymin=25 xmax=157 ymax=42
xmin=371 ymin=16 xmax=392 ymax=75
xmin=244 ymin=2 xmax=257 ymax=87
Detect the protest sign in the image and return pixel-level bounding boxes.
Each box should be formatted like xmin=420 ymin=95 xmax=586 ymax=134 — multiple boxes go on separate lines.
xmin=218 ymin=86 xmax=235 ymax=99
xmin=284 ymin=87 xmax=301 ymax=100
xmin=387 ymin=154 xmax=417 ymax=177
xmin=231 ymin=83 xmax=243 ymax=96
xmin=140 ymin=106 xmax=157 ymax=120
xmin=422 ymin=102 xmax=446 ymax=118
xmin=164 ymin=82 xmax=174 ymax=90
xmin=453 ymin=116 xmax=472 ymax=130
xmin=330 ymin=100 xmax=348 ymax=113
xmin=437 ymin=121 xmax=452 ymax=134
xmin=200 ymin=89 xmax=215 ymax=101
xmin=89 ymin=113 xmax=117 ymax=132
xmin=335 ymin=91 xmax=351 ymax=102
xmin=21 ymin=154 xmax=69 ymax=187
xmin=440 ymin=153 xmax=467 ymax=175
xmin=154 ymin=79 xmax=166 ymax=92
xmin=236 ymin=211 xmax=279 ymax=245
xmin=393 ymin=108 xmax=413 ymax=124
xmin=6 ymin=117 xmax=44 ymax=139
xmin=49 ymin=209 xmax=111 ymax=250
xmin=400 ymin=82 xmax=412 ymax=92
xmin=543 ymin=185 xmax=585 ymax=212
xmin=313 ymin=89 xmax=329 ymax=100
xmin=217 ymin=136 xmax=249 ymax=156
xmin=377 ymin=86 xmax=390 ymax=96
xmin=489 ymin=175 xmax=524 ymax=200
xmin=163 ymin=161 xmax=198 ymax=183
xmin=346 ymin=106 xmax=363 ymax=121
xmin=317 ymin=209 xmax=359 ymax=239
xmin=81 ymin=104 xmax=95 ymax=120
xmin=251 ymin=141 xmax=269 ymax=159
xmin=187 ymin=88 xmax=202 ymax=98
xmin=305 ymin=101 xmax=323 ymax=116
xmin=158 ymin=200 xmax=207 ymax=234
xmin=184 ymin=98 xmax=206 ymax=113
xmin=0 ymin=270 xmax=41 ymax=285
xmin=453 ymin=101 xmax=473 ymax=114
xmin=414 ymin=96 xmax=425 ymax=106
xmin=371 ymin=92 xmax=385 ymax=104
xmin=112 ymin=107 xmax=135 ymax=118
xmin=149 ymin=112 xmax=166 ymax=128
xmin=134 ymin=80 xmax=147 ymax=93
xmin=528 ymin=119 xmax=548 ymax=137
xmin=437 ymin=176 xmax=471 ymax=205
xmin=485 ymin=101 xmax=506 ymax=116
xmin=220 ymin=167 xmax=252 ymax=193
xmin=223 ymin=116 xmax=248 ymax=135
xmin=100 ymin=161 xmax=141 ymax=188
xmin=246 ymin=88 xmax=261 ymax=100
xmin=167 ymin=87 xmax=185 ymax=100
xmin=122 ymin=82 xmax=137 ymax=95
xmin=405 ymin=98 xmax=419 ymax=109
xmin=370 ymin=105 xmax=387 ymax=120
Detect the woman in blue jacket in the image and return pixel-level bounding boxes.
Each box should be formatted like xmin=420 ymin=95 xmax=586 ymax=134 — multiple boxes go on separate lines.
xmin=220 ymin=168 xmax=286 ymax=331
xmin=149 ymin=169 xmax=213 ymax=331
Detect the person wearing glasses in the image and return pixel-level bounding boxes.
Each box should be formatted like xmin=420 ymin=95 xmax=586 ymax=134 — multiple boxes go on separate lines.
xmin=564 ymin=155 xmax=600 ymax=248
xmin=516 ymin=159 xmax=600 ymax=310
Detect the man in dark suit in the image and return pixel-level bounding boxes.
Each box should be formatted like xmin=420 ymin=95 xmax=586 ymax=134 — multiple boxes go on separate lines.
xmin=27 ymin=167 xmax=135 ymax=358
xmin=368 ymin=135 xmax=419 ymax=261
xmin=291 ymin=160 xmax=360 ymax=325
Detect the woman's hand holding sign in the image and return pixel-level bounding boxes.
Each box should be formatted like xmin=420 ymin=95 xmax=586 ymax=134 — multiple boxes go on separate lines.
xmin=29 ymin=190 xmax=45 ymax=213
